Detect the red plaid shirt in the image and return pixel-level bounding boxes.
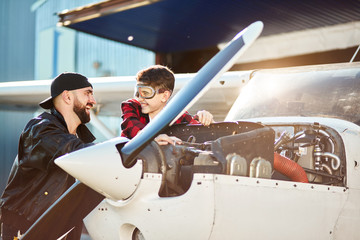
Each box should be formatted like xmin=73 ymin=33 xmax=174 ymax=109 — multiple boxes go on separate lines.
xmin=121 ymin=98 xmax=199 ymax=139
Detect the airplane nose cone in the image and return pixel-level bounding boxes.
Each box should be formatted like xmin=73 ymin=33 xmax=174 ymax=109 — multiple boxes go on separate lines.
xmin=55 ymin=137 xmax=143 ymax=201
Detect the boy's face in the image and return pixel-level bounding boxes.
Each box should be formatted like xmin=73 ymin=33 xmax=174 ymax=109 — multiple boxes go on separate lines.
xmin=136 ymin=82 xmax=170 ymax=118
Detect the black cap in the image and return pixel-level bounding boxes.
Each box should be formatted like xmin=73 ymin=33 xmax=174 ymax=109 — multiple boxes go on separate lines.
xmin=39 ymin=72 xmax=93 ymax=109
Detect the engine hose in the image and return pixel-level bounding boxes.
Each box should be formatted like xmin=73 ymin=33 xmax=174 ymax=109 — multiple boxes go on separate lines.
xmin=274 ymin=152 xmax=309 ymax=183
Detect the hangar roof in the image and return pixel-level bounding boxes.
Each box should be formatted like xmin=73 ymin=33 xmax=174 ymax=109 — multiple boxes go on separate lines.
xmin=58 ymin=0 xmax=360 ymax=53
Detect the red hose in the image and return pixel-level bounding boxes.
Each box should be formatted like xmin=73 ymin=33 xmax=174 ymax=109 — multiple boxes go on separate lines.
xmin=274 ymin=152 xmax=309 ymax=183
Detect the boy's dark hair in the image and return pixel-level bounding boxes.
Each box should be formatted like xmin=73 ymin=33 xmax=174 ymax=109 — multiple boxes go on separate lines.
xmin=136 ymin=65 xmax=175 ymax=92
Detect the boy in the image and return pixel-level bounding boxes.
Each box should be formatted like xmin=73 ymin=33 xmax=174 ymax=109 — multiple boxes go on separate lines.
xmin=121 ymin=65 xmax=214 ymax=144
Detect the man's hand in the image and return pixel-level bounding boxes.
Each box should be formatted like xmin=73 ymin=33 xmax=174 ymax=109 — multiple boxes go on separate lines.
xmin=196 ymin=110 xmax=215 ymax=126
xmin=154 ymin=134 xmax=182 ymax=145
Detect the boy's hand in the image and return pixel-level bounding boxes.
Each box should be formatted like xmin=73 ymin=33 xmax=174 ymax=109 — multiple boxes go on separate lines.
xmin=154 ymin=134 xmax=182 ymax=145
xmin=196 ymin=110 xmax=214 ymax=126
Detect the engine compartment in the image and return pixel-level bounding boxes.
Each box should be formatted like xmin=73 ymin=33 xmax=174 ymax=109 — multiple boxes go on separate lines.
xmin=270 ymin=122 xmax=346 ymax=186
xmin=136 ymin=121 xmax=346 ymax=197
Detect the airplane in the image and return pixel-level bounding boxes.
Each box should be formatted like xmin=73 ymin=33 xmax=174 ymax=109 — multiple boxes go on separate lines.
xmin=76 ymin=62 xmax=360 ymax=240
xmin=63 ymin=63 xmax=360 ymax=239
xmin=1 ymin=20 xmax=359 ymax=239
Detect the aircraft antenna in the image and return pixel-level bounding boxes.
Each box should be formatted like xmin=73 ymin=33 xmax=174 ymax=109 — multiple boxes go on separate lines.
xmin=350 ymin=44 xmax=360 ymax=63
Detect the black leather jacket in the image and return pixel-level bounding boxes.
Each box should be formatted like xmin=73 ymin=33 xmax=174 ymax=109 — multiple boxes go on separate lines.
xmin=0 ymin=108 xmax=95 ymax=225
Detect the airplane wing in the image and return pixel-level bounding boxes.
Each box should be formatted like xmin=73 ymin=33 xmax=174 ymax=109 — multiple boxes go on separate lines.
xmin=0 ymin=71 xmax=251 ymax=140
xmin=0 ymin=71 xmax=251 ymax=119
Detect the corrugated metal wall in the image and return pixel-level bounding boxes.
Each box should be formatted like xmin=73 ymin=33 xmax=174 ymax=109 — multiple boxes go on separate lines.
xmin=0 ymin=0 xmax=36 ymax=193
xmin=0 ymin=0 xmax=155 ymax=194
xmin=77 ymin=33 xmax=155 ymax=77
xmin=35 ymin=0 xmax=155 ymax=78
xmin=0 ymin=0 xmax=35 ymax=82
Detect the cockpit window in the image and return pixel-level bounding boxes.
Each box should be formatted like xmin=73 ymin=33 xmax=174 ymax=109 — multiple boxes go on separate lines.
xmin=226 ymin=63 xmax=360 ymax=123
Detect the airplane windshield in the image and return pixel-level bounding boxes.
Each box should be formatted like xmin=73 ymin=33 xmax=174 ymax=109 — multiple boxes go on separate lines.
xmin=226 ymin=63 xmax=360 ymax=124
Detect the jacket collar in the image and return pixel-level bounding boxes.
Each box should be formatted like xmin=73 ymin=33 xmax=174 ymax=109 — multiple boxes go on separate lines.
xmin=51 ymin=107 xmax=67 ymax=128
xmin=51 ymin=108 xmax=96 ymax=143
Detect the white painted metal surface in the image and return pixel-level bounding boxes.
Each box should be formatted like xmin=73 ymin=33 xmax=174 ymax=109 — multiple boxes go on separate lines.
xmin=55 ymin=137 xmax=142 ymax=201
xmin=85 ymin=174 xmax=215 ymax=240
xmin=210 ymin=175 xmax=347 ymax=239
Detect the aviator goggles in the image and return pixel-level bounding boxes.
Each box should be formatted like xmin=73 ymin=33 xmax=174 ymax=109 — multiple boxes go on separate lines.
xmin=134 ymin=85 xmax=168 ymax=99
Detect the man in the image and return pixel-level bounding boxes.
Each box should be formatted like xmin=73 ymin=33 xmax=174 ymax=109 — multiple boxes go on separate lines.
xmin=0 ymin=72 xmax=96 ymax=240
xmin=121 ymin=65 xmax=214 ymax=144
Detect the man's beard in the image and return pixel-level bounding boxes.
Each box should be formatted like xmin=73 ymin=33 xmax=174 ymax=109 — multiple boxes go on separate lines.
xmin=73 ymin=99 xmax=91 ymax=124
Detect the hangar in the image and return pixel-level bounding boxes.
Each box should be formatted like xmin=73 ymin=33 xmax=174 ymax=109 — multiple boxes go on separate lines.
xmin=57 ymin=0 xmax=360 ymax=72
